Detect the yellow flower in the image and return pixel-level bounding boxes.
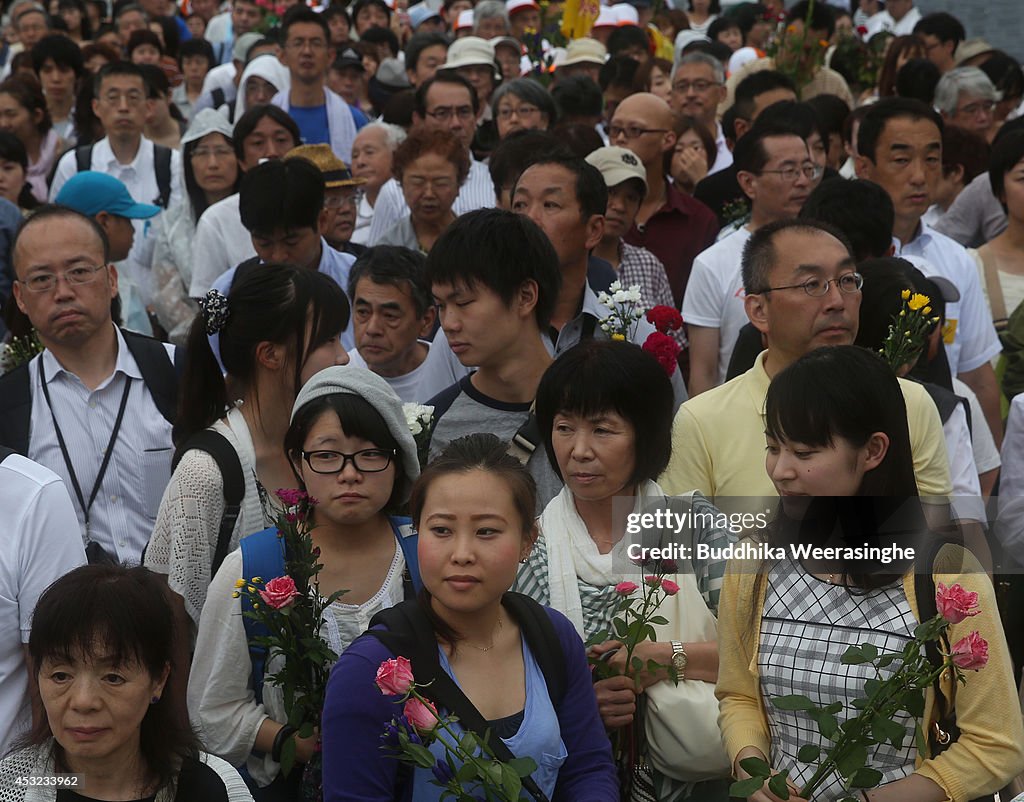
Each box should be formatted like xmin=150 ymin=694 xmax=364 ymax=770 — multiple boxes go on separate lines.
xmin=899 ymin=310 xmax=906 ymax=317
xmin=231 ymin=591 xmax=240 ymax=598
xmin=907 ymin=293 xmax=930 ymax=311
xmin=252 ymin=577 xmax=263 ymax=583
xmin=612 ymin=333 xmax=625 ymax=341
xmin=248 ymin=586 xmax=257 ymax=593
xmin=234 ymin=579 xmax=245 ymax=588
xmin=901 ymin=289 xmax=911 ymax=300
xmin=923 ymin=306 xmax=932 ymax=315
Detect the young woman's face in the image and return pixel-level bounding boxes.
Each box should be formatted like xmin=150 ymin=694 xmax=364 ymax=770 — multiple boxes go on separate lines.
xmin=0 ymin=157 xmax=26 ymax=204
xmin=131 ymin=44 xmax=162 ymax=65
xmin=648 ymin=64 xmax=672 ymax=102
xmin=495 ymin=91 xmax=548 ymax=139
xmin=551 ymin=410 xmax=637 ymax=503
xmin=0 ymin=92 xmax=40 ymax=144
xmin=294 ymin=409 xmax=397 ymax=527
xmin=765 ymin=433 xmax=885 ymax=508
xmin=59 ymin=4 xmax=82 ymax=32
xmin=1002 ymin=156 xmax=1024 ymax=223
xmin=417 ymin=469 xmax=532 ymax=615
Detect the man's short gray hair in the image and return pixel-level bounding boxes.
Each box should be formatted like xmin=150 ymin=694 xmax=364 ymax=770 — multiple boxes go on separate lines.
xmin=674 ymin=50 xmax=725 ymax=85
xmin=473 ymin=0 xmax=508 ymax=29
xmin=934 ymin=66 xmax=1000 ymax=115
xmin=358 ymin=121 xmax=407 ymax=151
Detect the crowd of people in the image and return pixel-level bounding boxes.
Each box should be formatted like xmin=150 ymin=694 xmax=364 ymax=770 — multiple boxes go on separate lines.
xmin=1 ymin=0 xmax=1024 ymax=800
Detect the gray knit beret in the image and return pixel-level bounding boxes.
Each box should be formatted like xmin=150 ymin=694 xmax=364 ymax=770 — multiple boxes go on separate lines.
xmin=291 ymin=366 xmax=421 ymax=498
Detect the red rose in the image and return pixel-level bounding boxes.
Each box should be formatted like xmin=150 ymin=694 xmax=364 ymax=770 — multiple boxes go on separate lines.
xmin=643 ymin=332 xmax=681 ymax=376
xmin=258 ymin=576 xmax=301 ymax=609
xmin=375 ymin=656 xmax=415 ymax=696
xmin=951 ymin=631 xmax=989 ymax=671
xmin=646 ymin=305 xmax=683 ymax=334
xmin=403 ymin=697 xmax=440 ymax=733
xmin=935 ymin=582 xmax=980 ymax=625
xmin=661 ymin=579 xmax=680 ymax=596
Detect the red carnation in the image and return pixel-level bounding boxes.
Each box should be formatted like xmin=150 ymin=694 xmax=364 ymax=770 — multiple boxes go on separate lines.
xmin=643 ymin=332 xmax=681 ymax=376
xmin=646 ymin=305 xmax=683 ymax=334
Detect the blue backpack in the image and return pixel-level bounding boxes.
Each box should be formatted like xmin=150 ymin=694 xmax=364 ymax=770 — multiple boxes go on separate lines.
xmin=239 ymin=516 xmax=422 ymax=704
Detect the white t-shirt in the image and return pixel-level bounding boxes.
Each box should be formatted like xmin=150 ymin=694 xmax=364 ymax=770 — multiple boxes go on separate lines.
xmin=347 ymin=342 xmax=452 ymax=404
xmin=0 ymin=454 xmax=87 ymax=755
xmin=898 ymin=224 xmax=1002 ymax=376
xmin=952 ymin=377 xmax=1000 ymax=475
xmin=189 ymin=194 xmax=256 ymax=297
xmin=681 ymin=226 xmax=752 ymax=384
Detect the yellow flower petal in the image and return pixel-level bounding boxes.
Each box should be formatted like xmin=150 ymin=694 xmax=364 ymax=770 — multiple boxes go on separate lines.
xmin=612 ymin=333 xmax=625 ymax=341
xmin=234 ymin=579 xmax=246 ymax=588
xmin=901 ymin=289 xmax=911 ymax=300
xmin=907 ymin=293 xmax=930 ymax=311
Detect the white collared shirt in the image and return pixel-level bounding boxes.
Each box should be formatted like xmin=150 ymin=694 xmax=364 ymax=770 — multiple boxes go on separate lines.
xmin=364 ymin=158 xmax=496 ymax=245
xmin=190 ymin=193 xmax=255 ymax=297
xmin=26 ymin=327 xmax=176 ymax=565
xmin=50 ymin=137 xmax=184 ymax=328
xmin=865 ymin=5 xmax=922 ymax=37
xmin=896 ymin=223 xmax=1001 ymax=375
xmin=708 ymin=121 xmax=733 ymax=176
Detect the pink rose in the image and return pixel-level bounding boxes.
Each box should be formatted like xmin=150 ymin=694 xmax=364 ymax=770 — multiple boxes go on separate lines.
xmin=644 ymin=575 xmax=662 ymax=588
xmin=936 ymin=582 xmax=980 ymax=625
xmin=661 ymin=579 xmax=680 ymax=596
xmin=375 ymin=656 xmax=415 ymax=696
xmin=258 ymin=576 xmax=300 ymax=609
xmin=403 ymin=696 xmax=439 ymax=733
xmin=951 ymin=631 xmax=989 ymax=671
xmin=615 ymin=581 xmax=638 ymax=595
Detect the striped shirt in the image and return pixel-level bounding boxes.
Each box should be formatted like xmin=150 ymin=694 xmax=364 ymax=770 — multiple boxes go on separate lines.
xmin=364 ymin=158 xmax=496 ymax=245
xmin=27 ymin=326 xmax=175 ymax=565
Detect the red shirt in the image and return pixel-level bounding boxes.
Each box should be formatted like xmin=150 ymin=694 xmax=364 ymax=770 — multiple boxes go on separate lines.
xmin=624 ymin=179 xmax=719 ymax=307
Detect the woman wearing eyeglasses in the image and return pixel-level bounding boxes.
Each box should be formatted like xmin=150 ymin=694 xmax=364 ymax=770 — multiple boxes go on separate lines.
xmin=378 ymin=128 xmax=468 ymax=254
xmin=189 ymin=366 xmax=422 ymax=800
xmin=491 ymin=78 xmax=557 ymax=140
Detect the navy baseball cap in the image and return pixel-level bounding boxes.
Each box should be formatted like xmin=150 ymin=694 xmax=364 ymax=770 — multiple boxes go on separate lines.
xmin=55 ymin=171 xmax=161 ymax=219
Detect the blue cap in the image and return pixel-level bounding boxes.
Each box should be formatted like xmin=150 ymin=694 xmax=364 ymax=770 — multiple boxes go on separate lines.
xmin=408 ymin=2 xmax=441 ymax=28
xmin=55 ymin=171 xmax=161 ymax=219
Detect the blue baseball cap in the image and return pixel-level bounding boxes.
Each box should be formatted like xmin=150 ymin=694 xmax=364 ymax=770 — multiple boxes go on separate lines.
xmin=55 ymin=171 xmax=161 ymax=219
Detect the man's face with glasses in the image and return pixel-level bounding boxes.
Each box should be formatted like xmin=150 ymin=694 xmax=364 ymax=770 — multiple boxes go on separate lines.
xmin=950 ymin=93 xmax=996 ymax=137
xmin=739 ymin=134 xmax=816 ymax=222
xmin=669 ymin=61 xmax=724 ymax=126
xmin=321 ymin=185 xmax=363 ymax=246
xmin=282 ymin=21 xmax=334 ymax=83
xmin=419 ymin=81 xmax=476 ymax=148
xmin=92 ymin=74 xmax=148 ymax=140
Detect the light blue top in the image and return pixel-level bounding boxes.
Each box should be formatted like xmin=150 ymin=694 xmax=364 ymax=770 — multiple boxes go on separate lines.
xmin=412 ymin=635 xmax=567 ymax=801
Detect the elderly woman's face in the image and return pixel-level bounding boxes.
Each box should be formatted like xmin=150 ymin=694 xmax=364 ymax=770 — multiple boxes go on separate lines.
xmin=495 ymin=91 xmax=548 ymax=138
xmin=39 ymin=653 xmax=168 ymax=765
xmin=402 ymin=151 xmax=460 ymax=225
xmin=551 ymin=410 xmax=637 ymax=503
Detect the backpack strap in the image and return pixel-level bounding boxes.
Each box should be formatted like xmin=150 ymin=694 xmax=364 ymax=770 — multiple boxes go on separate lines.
xmin=506 ymin=402 xmax=540 ymax=467
xmin=978 ymin=244 xmax=1008 ymax=331
xmin=0 ymin=362 xmax=31 ymax=456
xmin=389 ymin=516 xmax=422 ymax=598
xmin=74 ymin=144 xmax=93 ymax=173
xmin=368 ymin=595 xmax=565 ymax=802
xmin=122 ymin=330 xmax=178 ymax=426
xmin=239 ymin=526 xmax=287 ymax=706
xmin=153 ymin=144 xmax=172 ymax=209
xmin=172 ymin=429 xmax=245 ymax=578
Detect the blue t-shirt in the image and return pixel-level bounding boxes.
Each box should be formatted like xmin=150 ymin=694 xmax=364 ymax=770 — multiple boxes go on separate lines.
xmin=289 ymin=103 xmax=331 ymax=146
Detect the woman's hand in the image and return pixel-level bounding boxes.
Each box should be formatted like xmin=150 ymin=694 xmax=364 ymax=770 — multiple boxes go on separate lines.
xmin=592 ymin=640 xmax=672 ymax=692
xmin=294 ymin=729 xmax=319 ymax=764
xmin=733 ymin=747 xmax=807 ymax=802
xmin=672 ymin=146 xmax=709 ymax=193
xmin=593 ymin=675 xmax=637 ymax=729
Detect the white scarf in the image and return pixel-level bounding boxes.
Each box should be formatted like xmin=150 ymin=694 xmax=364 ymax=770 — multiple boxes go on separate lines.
xmin=539 ymin=479 xmax=665 ymax=638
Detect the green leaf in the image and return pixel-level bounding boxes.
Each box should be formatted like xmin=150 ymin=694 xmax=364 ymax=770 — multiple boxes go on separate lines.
xmin=876 ymin=654 xmax=896 ymax=668
xmin=850 ymin=767 xmax=884 ymax=788
xmin=460 ymin=732 xmax=478 ymax=754
xmin=739 ymin=756 xmax=772 ymax=777
xmin=860 ymin=643 xmax=878 ymax=661
xmin=841 ymin=645 xmax=867 ymax=664
xmin=772 ymin=694 xmax=815 ymax=711
xmin=871 ymin=717 xmax=908 ymax=749
xmin=915 ymin=723 xmax=929 ymax=756
xmin=730 ymin=778 xmax=765 ymax=798
xmin=768 ymin=773 xmax=791 ymax=800
xmin=807 ymin=709 xmax=839 ymax=739
xmin=835 ymin=744 xmax=868 ymax=778
xmin=902 ymin=688 xmax=925 ymax=717
xmin=508 ymin=757 xmax=538 ymax=777
xmin=797 ymin=744 xmax=821 ymax=763
xmin=455 ymin=762 xmax=477 ymax=783
xmin=407 ymin=742 xmax=438 ymax=769
xmin=824 ymin=701 xmax=843 ymax=715
xmin=864 ymin=678 xmax=882 ymax=698
xmin=650 ymin=615 xmax=669 ymax=625
xmin=279 ymin=735 xmax=296 ymax=777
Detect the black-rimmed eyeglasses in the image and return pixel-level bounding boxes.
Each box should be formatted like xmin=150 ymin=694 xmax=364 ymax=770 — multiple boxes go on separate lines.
xmin=301 ymin=449 xmax=395 ymax=474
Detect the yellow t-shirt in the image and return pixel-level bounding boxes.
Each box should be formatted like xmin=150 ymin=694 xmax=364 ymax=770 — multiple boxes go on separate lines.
xmin=659 ymin=351 xmax=953 ymax=508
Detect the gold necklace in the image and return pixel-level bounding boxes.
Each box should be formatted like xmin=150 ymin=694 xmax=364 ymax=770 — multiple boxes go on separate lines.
xmin=463 ymin=615 xmax=504 ymax=652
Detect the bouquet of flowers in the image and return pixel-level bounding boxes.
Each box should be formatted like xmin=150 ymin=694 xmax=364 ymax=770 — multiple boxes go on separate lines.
xmin=765 ymin=0 xmax=829 ymax=97
xmin=643 ymin=306 xmax=684 ymax=376
xmin=0 ymin=330 xmax=43 ymax=374
xmin=597 ymin=281 xmax=645 ymax=341
xmin=234 ymin=489 xmax=345 ymax=784
xmin=878 ymin=290 xmax=940 ymax=374
xmin=733 ymin=583 xmax=990 ymax=801
xmin=377 ymin=657 xmax=539 ymax=801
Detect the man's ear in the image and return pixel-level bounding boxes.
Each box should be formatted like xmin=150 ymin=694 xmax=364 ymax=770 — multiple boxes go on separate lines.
xmin=418 ymin=304 xmax=437 ymax=338
xmin=736 ymin=170 xmax=757 ymax=202
xmin=853 ymin=153 xmax=873 ymax=180
xmin=516 ymin=278 xmax=539 ymax=319
xmin=745 ymin=291 xmax=770 ymax=336
xmin=733 ymin=117 xmax=750 ymax=141
xmin=584 ymin=214 xmax=605 ymax=251
xmin=660 ymin=128 xmax=677 ymax=155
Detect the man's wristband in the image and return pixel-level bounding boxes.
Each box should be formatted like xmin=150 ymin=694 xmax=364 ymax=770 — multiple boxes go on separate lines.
xmin=271 ymin=725 xmax=297 ymax=763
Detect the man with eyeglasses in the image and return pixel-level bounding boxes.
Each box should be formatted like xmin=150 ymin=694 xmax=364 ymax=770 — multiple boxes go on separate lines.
xmin=0 ymin=206 xmax=180 ymax=565
xmin=661 ymin=218 xmax=952 ymax=512
xmin=913 ymin=12 xmax=964 ymax=75
xmin=855 ymin=97 xmax=1004 ymax=445
xmin=609 ymin=92 xmax=718 ymax=307
xmin=364 ymin=73 xmax=496 ymax=245
xmin=669 ymin=51 xmax=730 ymax=176
xmin=684 ymin=121 xmax=819 ymax=397
xmin=271 ymin=6 xmax=366 ymax=164
xmin=287 ymin=143 xmax=368 ymax=257
xmin=50 ymin=62 xmax=184 ymax=336
xmin=934 ymin=66 xmax=1000 ymax=140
